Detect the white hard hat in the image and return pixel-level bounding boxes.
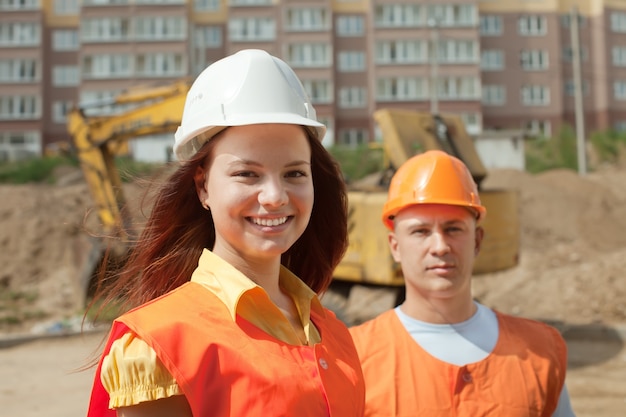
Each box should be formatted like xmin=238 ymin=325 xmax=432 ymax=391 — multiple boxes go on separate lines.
xmin=174 ymin=49 xmax=326 ymax=161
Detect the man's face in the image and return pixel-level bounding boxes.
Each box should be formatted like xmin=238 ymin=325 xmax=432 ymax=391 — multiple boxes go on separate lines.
xmin=389 ymin=204 xmax=483 ymax=302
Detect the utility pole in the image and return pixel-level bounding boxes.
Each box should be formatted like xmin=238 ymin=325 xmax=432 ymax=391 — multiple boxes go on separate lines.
xmin=428 ymin=18 xmax=440 ymax=115
xmin=571 ymin=6 xmax=587 ymax=175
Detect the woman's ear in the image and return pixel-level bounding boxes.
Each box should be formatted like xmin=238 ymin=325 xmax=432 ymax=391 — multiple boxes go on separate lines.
xmin=194 ymin=166 xmax=208 ymax=205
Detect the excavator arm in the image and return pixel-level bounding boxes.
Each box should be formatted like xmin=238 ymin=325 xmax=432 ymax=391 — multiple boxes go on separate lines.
xmin=373 ymin=108 xmax=488 ymax=186
xmin=66 ymin=81 xmax=190 ymax=239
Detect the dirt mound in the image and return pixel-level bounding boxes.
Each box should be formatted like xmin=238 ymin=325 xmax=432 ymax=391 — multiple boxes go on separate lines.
xmin=475 ymin=166 xmax=626 ymax=324
xmin=1 ymin=165 xmax=625 ymax=334
xmin=0 ymin=170 xmax=148 ymax=335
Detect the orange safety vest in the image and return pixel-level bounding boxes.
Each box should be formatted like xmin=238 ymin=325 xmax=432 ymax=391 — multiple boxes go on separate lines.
xmin=349 ymin=309 xmax=567 ymax=417
xmin=87 ymin=282 xmax=365 ymax=417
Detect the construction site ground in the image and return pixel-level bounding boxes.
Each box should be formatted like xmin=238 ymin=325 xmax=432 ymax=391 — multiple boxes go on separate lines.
xmin=1 ymin=164 xmax=626 ymax=416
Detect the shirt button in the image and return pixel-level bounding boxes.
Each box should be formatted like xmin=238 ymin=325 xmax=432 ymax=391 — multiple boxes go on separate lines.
xmin=462 ymin=373 xmax=472 ymax=383
xmin=318 ymin=358 xmax=328 ymax=369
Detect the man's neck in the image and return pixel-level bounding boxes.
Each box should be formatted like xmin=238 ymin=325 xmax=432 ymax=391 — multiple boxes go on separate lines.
xmin=399 ymin=295 xmax=477 ymax=324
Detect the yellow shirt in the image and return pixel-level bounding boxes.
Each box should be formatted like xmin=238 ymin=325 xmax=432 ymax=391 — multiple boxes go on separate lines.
xmin=101 ymin=249 xmax=324 ymax=408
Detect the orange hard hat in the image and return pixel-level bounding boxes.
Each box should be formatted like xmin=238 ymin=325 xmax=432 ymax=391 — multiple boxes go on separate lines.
xmin=382 ymin=150 xmax=486 ymax=230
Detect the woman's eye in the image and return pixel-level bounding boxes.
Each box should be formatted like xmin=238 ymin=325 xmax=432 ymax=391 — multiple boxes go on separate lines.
xmin=286 ymin=170 xmax=307 ymax=178
xmin=234 ymin=171 xmax=257 ymax=178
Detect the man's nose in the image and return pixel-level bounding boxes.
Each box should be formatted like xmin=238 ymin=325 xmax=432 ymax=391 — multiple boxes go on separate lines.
xmin=430 ymin=231 xmax=450 ymax=255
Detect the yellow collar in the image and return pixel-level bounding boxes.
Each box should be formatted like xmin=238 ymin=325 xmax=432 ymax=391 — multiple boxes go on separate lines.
xmin=190 ymin=249 xmax=324 ymax=344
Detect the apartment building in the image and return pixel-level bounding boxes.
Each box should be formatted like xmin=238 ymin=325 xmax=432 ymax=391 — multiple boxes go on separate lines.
xmin=1 ymin=0 xmax=626 ymax=162
xmin=479 ymin=0 xmax=624 ymax=138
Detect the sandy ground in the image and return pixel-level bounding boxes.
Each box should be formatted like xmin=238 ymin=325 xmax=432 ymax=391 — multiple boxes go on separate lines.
xmin=0 ymin=329 xmax=625 ymax=417
xmin=0 ymin=332 xmax=101 ymax=417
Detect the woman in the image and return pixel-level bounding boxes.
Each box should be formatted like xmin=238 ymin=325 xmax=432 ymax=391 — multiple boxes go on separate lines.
xmin=86 ymin=49 xmax=365 ymax=417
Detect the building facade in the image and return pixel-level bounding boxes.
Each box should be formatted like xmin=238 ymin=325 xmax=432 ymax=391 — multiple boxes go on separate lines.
xmin=1 ymin=0 xmax=625 ymax=161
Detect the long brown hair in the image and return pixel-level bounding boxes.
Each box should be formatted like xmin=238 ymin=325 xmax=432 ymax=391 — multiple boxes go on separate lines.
xmin=89 ymin=128 xmax=347 ymax=317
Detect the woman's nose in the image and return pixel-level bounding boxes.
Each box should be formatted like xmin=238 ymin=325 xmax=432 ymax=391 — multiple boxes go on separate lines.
xmin=258 ymin=178 xmax=288 ymax=207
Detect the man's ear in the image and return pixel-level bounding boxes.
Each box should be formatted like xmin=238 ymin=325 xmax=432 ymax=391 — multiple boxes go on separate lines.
xmin=474 ymin=226 xmax=484 ymax=256
xmin=194 ymin=166 xmax=208 ymax=204
xmin=388 ymin=231 xmax=402 ymax=263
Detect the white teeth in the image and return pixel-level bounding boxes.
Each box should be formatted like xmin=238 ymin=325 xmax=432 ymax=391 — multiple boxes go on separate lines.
xmin=252 ymin=217 xmax=288 ymax=226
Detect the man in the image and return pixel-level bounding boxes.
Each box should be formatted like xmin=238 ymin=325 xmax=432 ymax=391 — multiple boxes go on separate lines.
xmin=349 ymin=150 xmax=576 ymax=416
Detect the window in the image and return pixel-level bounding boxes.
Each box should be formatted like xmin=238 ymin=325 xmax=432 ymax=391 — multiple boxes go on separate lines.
xmin=376 ymin=40 xmax=426 ymax=64
xmin=480 ymin=15 xmax=502 ymax=36
xmin=438 ymin=77 xmax=479 ymax=100
xmin=338 ymin=51 xmax=365 ymax=72
xmin=135 ymin=0 xmax=184 ymax=4
xmin=229 ymin=0 xmax=271 ymax=6
xmin=194 ymin=0 xmax=220 ymax=11
xmin=194 ymin=26 xmax=222 ymax=47
xmin=336 ymin=15 xmax=364 ymax=37
xmin=81 ymin=17 xmax=130 ymax=42
xmin=338 ymin=128 xmax=369 ymax=147
xmin=286 ymin=7 xmax=329 ymax=31
xmin=560 ymin=13 xmax=585 ymax=28
xmin=438 ymin=39 xmax=478 ymax=64
xmin=612 ymin=47 xmax=626 ymax=66
xmin=136 ymin=53 xmax=186 ymax=77
xmin=83 ymin=0 xmax=129 ymax=4
xmin=0 ymin=22 xmax=40 ymax=46
xmin=317 ymin=116 xmax=333 ymax=146
xmin=611 ymin=12 xmax=626 ymax=33
xmin=427 ymin=4 xmax=477 ymax=27
xmin=53 ymin=29 xmax=79 ymax=51
xmin=135 ymin=16 xmax=186 ymax=41
xmin=80 ymin=90 xmax=122 ymax=116
xmin=564 ymin=80 xmax=588 ymax=96
xmin=562 ymin=46 xmax=588 ymax=62
xmin=287 ymin=43 xmax=332 ymax=68
xmin=82 ymin=54 xmax=133 ymax=79
xmin=53 ymin=65 xmax=80 ymax=86
xmin=524 ymin=120 xmax=551 ymax=137
xmin=229 ymin=17 xmax=275 ymax=41
xmin=376 ymin=77 xmax=427 ymax=101
xmin=54 ymin=0 xmax=78 ymax=15
xmin=613 ymin=120 xmax=626 ymax=132
xmin=460 ymin=113 xmax=482 ymax=135
xmin=375 ymin=4 xmax=423 ymax=28
xmin=482 ymin=85 xmax=506 ymax=105
xmin=0 ymin=0 xmax=39 ymax=11
xmin=301 ymin=79 xmax=332 ymax=104
xmin=0 ymin=131 xmax=40 ymax=162
xmin=518 ymin=15 xmax=547 ymax=36
xmin=339 ymin=87 xmax=367 ymax=108
xmin=0 ymin=59 xmax=37 ymax=82
xmin=52 ymin=100 xmax=74 ymax=124
xmin=521 ymin=85 xmax=550 ymax=105
xmin=0 ymin=95 xmax=40 ymax=120
xmin=614 ymin=81 xmax=626 ymax=100
xmin=520 ymin=50 xmax=549 ymax=70
xmin=481 ymin=50 xmax=503 ymax=70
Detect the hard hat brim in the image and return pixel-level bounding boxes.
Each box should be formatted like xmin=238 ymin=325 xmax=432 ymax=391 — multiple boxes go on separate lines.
xmin=174 ymin=115 xmax=326 ymax=161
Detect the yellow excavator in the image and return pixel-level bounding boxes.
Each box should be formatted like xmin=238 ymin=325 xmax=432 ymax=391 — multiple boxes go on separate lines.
xmin=66 ymin=82 xmax=519 ymax=324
